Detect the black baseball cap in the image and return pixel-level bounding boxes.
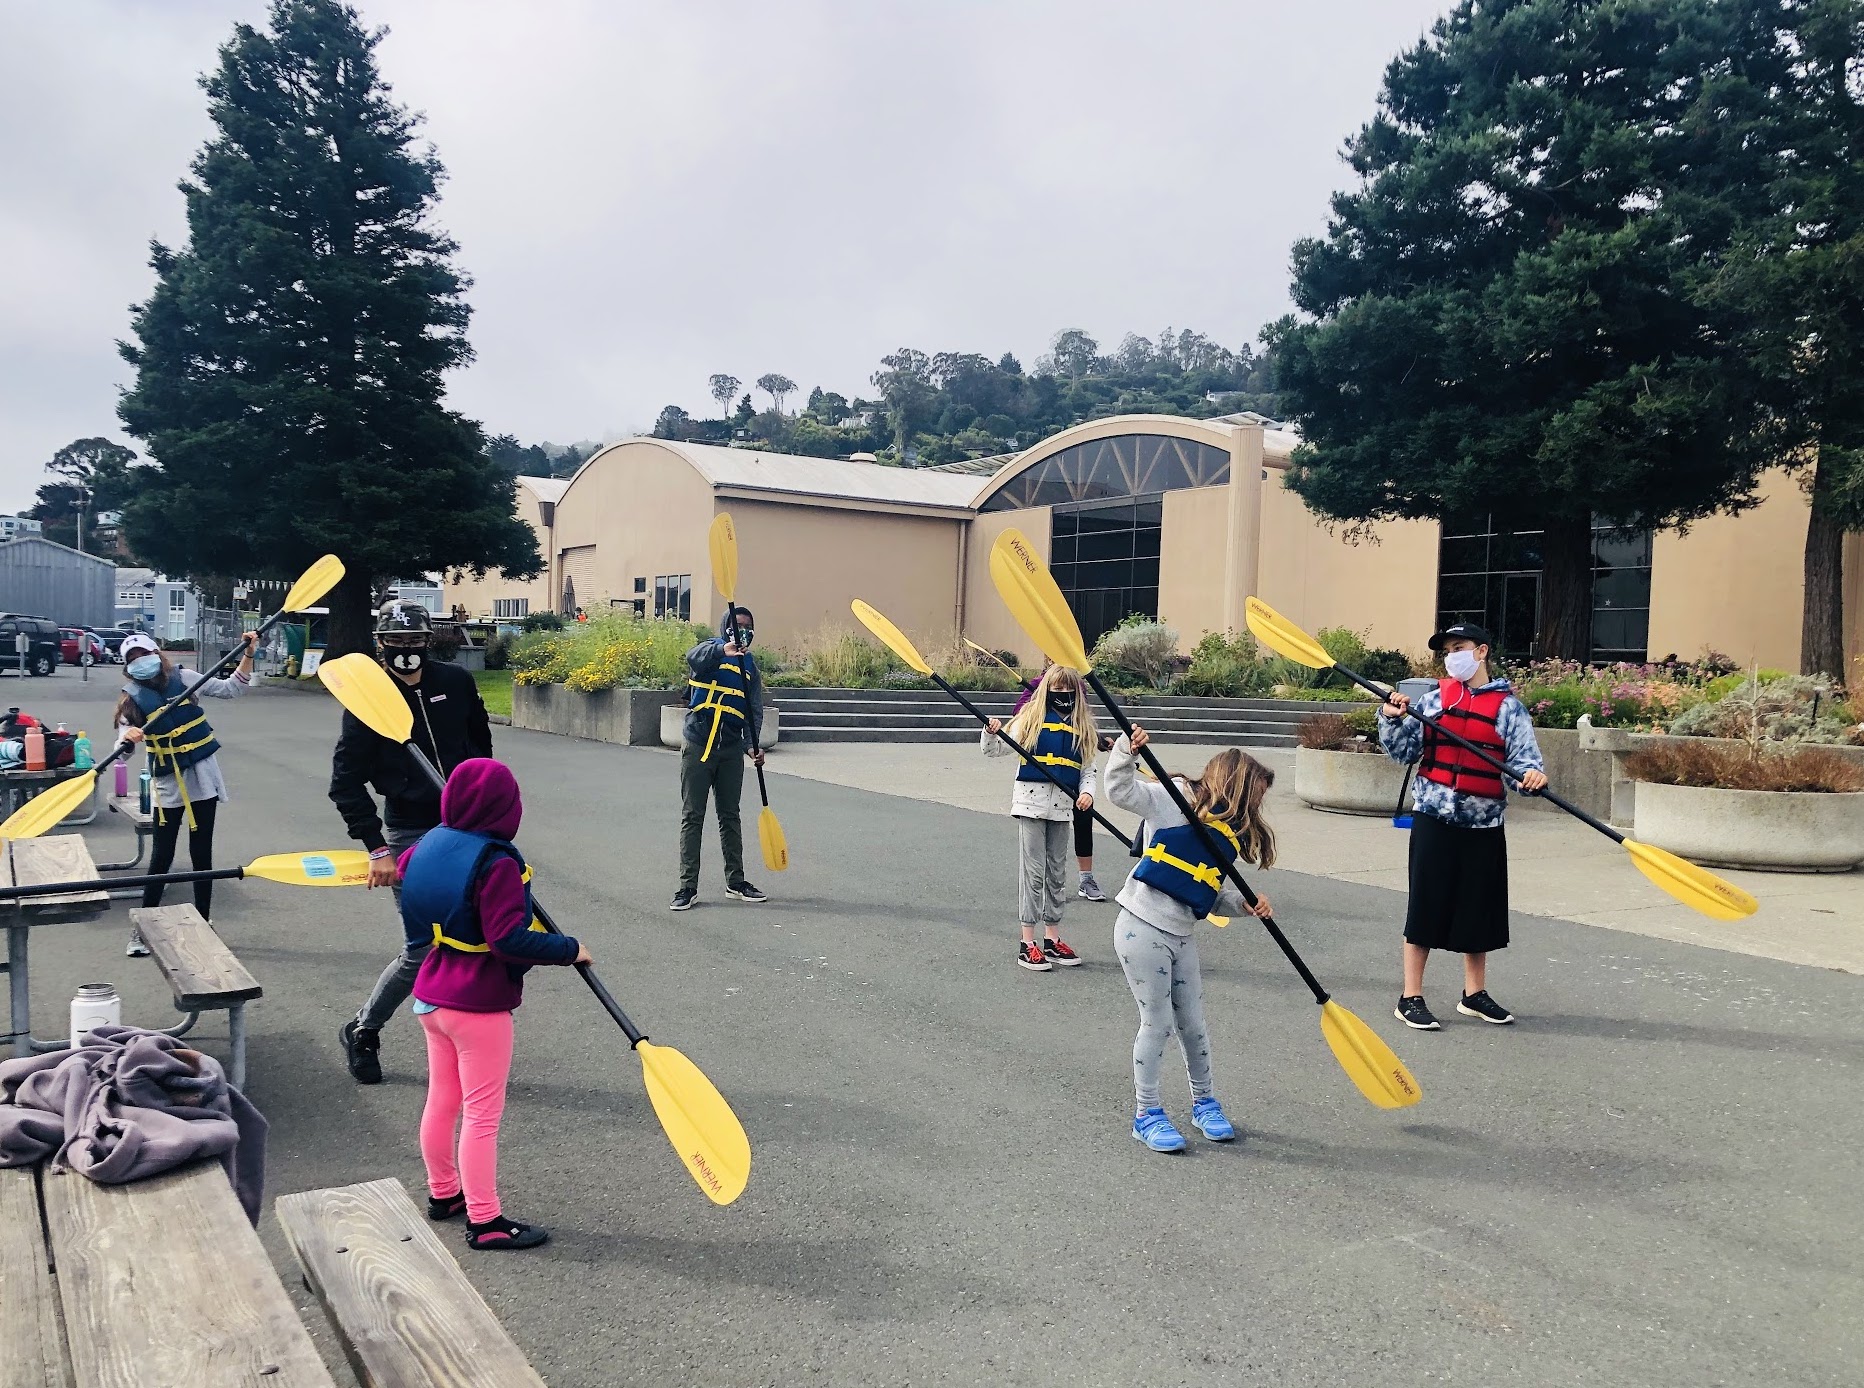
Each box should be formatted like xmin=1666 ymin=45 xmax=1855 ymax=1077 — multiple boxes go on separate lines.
xmin=1428 ymin=622 xmax=1492 ymax=652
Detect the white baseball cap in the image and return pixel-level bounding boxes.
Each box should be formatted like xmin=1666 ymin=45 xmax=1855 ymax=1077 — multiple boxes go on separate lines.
xmin=121 ymin=633 xmax=160 ymax=661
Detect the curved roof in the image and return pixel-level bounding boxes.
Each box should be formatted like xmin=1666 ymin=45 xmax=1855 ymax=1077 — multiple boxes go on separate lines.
xmin=516 ymin=474 xmax=570 ymax=503
xmin=574 ymin=438 xmax=979 ymax=515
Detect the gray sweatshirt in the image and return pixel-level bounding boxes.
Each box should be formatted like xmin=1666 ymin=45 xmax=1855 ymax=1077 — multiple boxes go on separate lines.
xmin=1104 ymin=736 xmax=1251 ymax=936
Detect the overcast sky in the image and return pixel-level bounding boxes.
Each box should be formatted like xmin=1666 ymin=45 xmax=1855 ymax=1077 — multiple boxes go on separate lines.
xmin=0 ymin=0 xmax=1449 ymax=511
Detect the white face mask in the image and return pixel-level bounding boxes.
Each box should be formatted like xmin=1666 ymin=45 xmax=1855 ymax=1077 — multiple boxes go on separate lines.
xmin=1444 ymin=649 xmax=1481 ymax=683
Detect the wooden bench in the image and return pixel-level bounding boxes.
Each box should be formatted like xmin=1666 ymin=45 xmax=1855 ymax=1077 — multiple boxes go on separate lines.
xmin=277 ymin=1178 xmax=546 ymax=1388
xmin=128 ymin=905 xmax=261 ymax=1091
xmin=97 ymin=795 xmax=155 ymax=878
xmin=1 ymin=1159 xmax=338 ymax=1388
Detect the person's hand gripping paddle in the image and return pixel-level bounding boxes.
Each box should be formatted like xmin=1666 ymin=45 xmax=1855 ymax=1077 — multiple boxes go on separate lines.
xmin=1241 ymin=597 xmax=1760 ymax=923
xmin=0 ymin=553 xmax=346 ymax=840
xmin=988 ymin=529 xmax=1420 ymax=1110
xmin=318 ymin=653 xmax=751 ymax=1205
xmin=707 ymin=512 xmax=787 ymax=872
xmin=0 ymin=849 xmax=374 ymax=901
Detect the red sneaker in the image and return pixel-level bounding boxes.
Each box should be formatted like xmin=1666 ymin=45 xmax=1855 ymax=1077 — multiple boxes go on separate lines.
xmin=1017 ymin=940 xmax=1053 ymax=971
xmin=1042 ymin=937 xmax=1082 ymax=967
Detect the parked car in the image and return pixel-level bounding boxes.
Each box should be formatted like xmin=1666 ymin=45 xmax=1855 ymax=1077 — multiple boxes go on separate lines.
xmin=0 ymin=615 xmax=65 ymax=677
xmin=59 ymin=627 xmax=108 ymax=667
xmin=85 ymin=627 xmax=126 ymax=662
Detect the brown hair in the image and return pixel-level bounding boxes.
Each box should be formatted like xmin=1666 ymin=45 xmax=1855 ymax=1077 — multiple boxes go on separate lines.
xmin=114 ymin=650 xmax=175 ymax=729
xmin=1186 ymin=748 xmax=1277 ymax=869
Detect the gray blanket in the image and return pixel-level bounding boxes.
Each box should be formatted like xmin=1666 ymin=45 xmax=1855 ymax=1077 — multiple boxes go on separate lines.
xmin=0 ymin=1025 xmax=267 ymax=1223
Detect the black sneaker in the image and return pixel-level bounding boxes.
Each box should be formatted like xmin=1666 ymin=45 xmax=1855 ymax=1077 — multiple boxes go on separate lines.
xmin=427 ymin=1192 xmax=468 ymax=1222
xmin=1457 ymin=990 xmax=1515 ymax=1024
xmin=670 ymin=887 xmax=697 ymax=911
xmin=1017 ymin=940 xmax=1053 ymax=971
xmin=340 ymin=1018 xmax=383 ymax=1084
xmin=1394 ymin=995 xmax=1441 ymax=1031
xmin=465 ymin=1215 xmax=549 ymax=1251
xmin=1041 ymin=937 xmax=1083 ymax=967
xmin=726 ymin=880 xmax=767 ymax=903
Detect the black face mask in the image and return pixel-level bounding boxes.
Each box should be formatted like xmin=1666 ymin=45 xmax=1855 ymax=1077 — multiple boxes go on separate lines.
xmin=1048 ymin=692 xmax=1076 ymax=714
xmin=383 ymin=644 xmax=427 ymax=674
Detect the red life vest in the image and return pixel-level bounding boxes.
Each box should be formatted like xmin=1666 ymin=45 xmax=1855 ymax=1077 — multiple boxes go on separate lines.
xmin=1417 ymin=678 xmax=1508 ymax=800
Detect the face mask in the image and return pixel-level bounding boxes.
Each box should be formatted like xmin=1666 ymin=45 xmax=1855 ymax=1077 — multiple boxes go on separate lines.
xmin=1444 ymin=649 xmax=1481 ymax=682
xmin=383 ymin=645 xmax=426 ymax=674
xmin=1048 ymin=691 xmax=1076 ymax=713
xmin=127 ymin=655 xmax=162 ymax=681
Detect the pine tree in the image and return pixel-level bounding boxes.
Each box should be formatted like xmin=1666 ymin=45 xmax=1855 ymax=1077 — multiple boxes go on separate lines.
xmin=117 ymin=0 xmax=538 ymax=656
xmin=1269 ymin=0 xmax=1783 ymax=659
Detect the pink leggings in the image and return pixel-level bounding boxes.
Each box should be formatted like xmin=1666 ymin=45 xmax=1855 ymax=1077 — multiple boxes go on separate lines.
xmin=418 ymin=1007 xmax=515 ymax=1224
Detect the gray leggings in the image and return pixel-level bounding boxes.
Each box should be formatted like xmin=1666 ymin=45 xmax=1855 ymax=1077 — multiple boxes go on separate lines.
xmin=1114 ymin=909 xmax=1214 ymax=1110
xmin=1017 ymin=816 xmax=1070 ymax=927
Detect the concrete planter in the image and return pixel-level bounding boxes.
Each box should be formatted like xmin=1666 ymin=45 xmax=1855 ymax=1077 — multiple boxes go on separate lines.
xmin=1294 ymin=745 xmax=1408 ymax=816
xmin=511 ymin=683 xmax=681 ymax=746
xmin=1632 ymin=780 xmax=1864 ymax=872
xmin=660 ymin=702 xmax=781 ymax=750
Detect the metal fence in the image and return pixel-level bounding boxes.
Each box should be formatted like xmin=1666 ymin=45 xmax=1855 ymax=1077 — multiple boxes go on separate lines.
xmin=194 ymin=606 xmax=249 ymax=673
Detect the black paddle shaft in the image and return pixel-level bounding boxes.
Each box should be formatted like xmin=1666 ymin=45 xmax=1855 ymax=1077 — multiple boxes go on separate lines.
xmin=930 ymin=674 xmax=1132 ymax=850
xmin=1082 ymin=671 xmax=1331 ymax=1006
xmin=1339 ymin=665 xmax=1624 ymax=844
xmin=0 ymin=864 xmax=246 ymax=900
xmin=401 ymin=743 xmax=648 ymax=1048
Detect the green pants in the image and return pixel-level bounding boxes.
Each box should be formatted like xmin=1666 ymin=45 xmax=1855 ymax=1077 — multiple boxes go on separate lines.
xmin=679 ymin=738 xmax=745 ymax=891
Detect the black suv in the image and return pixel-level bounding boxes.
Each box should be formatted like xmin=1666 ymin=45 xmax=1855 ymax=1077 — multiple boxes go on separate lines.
xmin=0 ymin=615 xmax=66 ymax=677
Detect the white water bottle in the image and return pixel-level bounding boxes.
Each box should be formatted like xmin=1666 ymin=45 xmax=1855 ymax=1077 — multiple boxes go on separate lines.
xmin=70 ymin=983 xmax=121 ymax=1047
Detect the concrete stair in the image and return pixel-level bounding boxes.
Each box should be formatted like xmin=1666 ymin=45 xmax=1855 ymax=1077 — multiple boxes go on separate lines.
xmin=769 ymin=686 xmax=1355 ymax=747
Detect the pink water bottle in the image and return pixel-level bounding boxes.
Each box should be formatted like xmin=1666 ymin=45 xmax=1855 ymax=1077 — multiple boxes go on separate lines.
xmin=114 ymin=761 xmax=129 ymax=797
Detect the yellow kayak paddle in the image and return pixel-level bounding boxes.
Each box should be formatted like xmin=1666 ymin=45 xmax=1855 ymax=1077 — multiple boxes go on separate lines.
xmin=988 ymin=529 xmax=1421 ymax=1110
xmin=318 ymin=653 xmax=752 ymax=1205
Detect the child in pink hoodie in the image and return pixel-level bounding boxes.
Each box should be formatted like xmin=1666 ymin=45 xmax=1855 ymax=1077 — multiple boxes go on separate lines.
xmin=397 ymin=758 xmax=587 ymax=1251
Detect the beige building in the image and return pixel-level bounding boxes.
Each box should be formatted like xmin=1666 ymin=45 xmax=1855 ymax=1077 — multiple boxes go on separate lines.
xmin=448 ymin=414 xmax=1863 ymax=673
xmin=445 ymin=475 xmax=568 ymax=621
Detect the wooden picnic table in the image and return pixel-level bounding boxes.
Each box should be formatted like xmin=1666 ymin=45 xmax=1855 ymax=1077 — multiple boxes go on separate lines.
xmin=1 ymin=835 xmax=110 ymax=1060
xmin=0 ymin=764 xmax=97 ymax=828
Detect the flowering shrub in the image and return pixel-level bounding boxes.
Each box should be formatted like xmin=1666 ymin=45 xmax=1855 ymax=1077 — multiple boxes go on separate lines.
xmin=1667 ymin=673 xmax=1860 ymax=745
xmin=510 ymin=615 xmax=712 ymax=689
xmin=1514 ymin=659 xmax=1712 ymax=730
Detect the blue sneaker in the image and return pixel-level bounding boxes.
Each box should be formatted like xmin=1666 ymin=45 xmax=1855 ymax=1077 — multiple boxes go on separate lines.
xmin=1191 ymin=1097 xmax=1238 ymax=1142
xmin=1132 ymin=1107 xmax=1187 ymax=1153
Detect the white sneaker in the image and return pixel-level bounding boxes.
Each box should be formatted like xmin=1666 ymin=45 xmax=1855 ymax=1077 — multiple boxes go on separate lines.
xmin=126 ymin=932 xmax=150 ymax=958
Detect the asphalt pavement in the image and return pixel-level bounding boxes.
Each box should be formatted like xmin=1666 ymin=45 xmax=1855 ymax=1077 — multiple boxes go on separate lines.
xmin=11 ymin=668 xmax=1860 ymax=1388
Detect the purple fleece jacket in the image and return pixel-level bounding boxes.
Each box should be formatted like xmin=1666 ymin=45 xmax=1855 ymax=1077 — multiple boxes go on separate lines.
xmin=404 ymin=758 xmax=580 ymax=1013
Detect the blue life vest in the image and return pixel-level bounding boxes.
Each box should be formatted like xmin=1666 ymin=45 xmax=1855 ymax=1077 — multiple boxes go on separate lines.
xmin=398 ymin=826 xmax=541 ymax=956
xmin=125 ymin=672 xmax=220 ymax=777
xmin=1132 ymin=819 xmax=1242 ymax=919
xmin=688 ymin=657 xmax=749 ymax=761
xmin=1015 ymin=719 xmax=1084 ymax=794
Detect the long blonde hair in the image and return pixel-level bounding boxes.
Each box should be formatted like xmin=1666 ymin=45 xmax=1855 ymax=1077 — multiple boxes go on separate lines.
xmin=1005 ymin=664 xmax=1097 ymax=760
xmin=1177 ymin=748 xmax=1277 ymax=869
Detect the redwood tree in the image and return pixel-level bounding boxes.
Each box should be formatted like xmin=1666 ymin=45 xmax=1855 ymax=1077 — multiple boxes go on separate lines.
xmin=118 ymin=0 xmax=537 ymax=655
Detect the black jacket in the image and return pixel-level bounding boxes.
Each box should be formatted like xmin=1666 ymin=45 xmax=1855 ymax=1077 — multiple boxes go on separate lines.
xmin=328 ymin=659 xmax=493 ymax=851
xmin=681 ymin=612 xmax=764 ymax=754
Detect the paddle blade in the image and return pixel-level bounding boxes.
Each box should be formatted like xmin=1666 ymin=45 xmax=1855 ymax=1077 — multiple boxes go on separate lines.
xmin=281 ymin=554 xmax=345 ymax=614
xmin=1625 ymin=839 xmax=1758 ymax=921
xmin=708 ymin=513 xmax=739 ymax=604
xmin=988 ymin=529 xmax=1091 ymax=671
xmin=850 ymin=600 xmax=933 ymax=675
xmin=0 ymin=771 xmax=98 ymax=840
xmin=318 ymin=653 xmax=414 ymax=742
xmin=637 ymin=1040 xmax=751 ymax=1205
xmin=244 ymin=850 xmax=374 ymax=887
xmin=1320 ymin=1000 xmax=1422 ymax=1109
xmin=759 ymin=805 xmax=789 ymax=872
xmin=1244 ymin=596 xmax=1335 ymax=670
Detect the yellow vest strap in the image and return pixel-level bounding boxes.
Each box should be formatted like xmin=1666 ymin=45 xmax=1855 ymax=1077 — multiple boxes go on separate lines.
xmin=1142 ymin=843 xmax=1224 ymax=889
xmin=431 ymin=924 xmax=490 ymax=953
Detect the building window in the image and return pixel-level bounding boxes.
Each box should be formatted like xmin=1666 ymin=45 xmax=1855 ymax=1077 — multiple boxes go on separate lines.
xmin=493 ymin=598 xmax=529 ymax=619
xmin=980 ymin=434 xmax=1229 ymax=512
xmin=1436 ymin=516 xmax=1653 ymax=662
xmin=654 ymin=574 xmax=691 ymax=621
xmin=1049 ymin=499 xmax=1162 ymax=651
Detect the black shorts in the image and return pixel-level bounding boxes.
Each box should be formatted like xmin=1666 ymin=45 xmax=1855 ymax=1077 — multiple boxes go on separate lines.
xmin=1404 ymin=813 xmax=1510 ymax=954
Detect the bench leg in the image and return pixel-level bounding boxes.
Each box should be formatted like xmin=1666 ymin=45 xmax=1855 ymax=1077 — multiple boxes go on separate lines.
xmin=228 ymin=1003 xmax=247 ymax=1092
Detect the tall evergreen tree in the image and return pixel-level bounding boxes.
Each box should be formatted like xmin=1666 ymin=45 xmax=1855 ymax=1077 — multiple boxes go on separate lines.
xmin=117 ymin=0 xmax=538 ymax=656
xmin=1269 ymin=0 xmax=1782 ymax=659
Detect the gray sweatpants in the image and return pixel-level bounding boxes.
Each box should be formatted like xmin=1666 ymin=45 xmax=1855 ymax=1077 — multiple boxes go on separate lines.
xmin=1017 ymin=816 xmax=1070 ymax=927
xmin=354 ymin=825 xmax=430 ymax=1032
xmin=1114 ymin=908 xmax=1214 ymax=1110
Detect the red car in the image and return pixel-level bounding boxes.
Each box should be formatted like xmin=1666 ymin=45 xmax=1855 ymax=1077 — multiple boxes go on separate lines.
xmin=58 ymin=628 xmax=107 ymax=666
